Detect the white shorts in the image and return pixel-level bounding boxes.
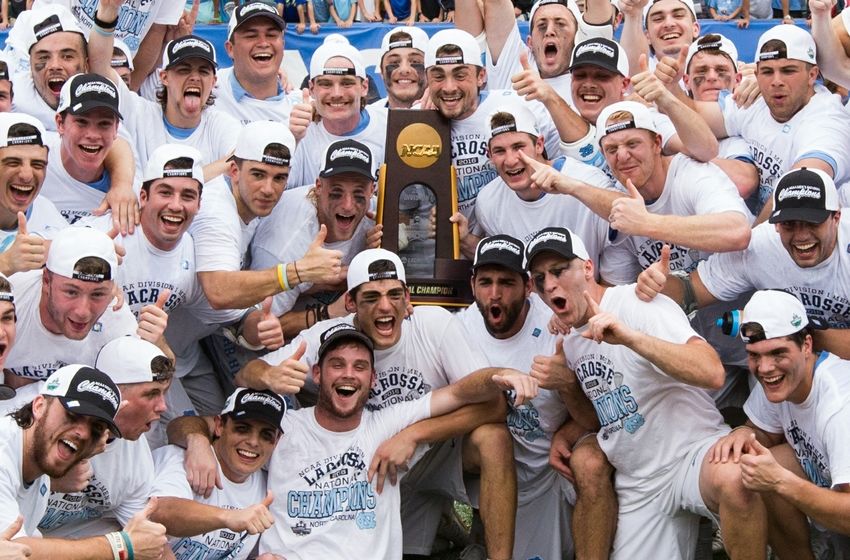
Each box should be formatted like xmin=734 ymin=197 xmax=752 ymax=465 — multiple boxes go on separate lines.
xmin=515 ymin=470 xmax=574 ymax=560
xmin=612 ymin=436 xmax=716 ymax=560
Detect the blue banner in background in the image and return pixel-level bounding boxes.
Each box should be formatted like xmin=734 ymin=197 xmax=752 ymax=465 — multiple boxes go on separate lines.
xmin=0 ymin=19 xmax=798 ymax=98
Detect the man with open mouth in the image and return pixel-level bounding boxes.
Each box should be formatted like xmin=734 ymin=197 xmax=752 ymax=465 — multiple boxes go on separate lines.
xmin=38 ymin=337 xmax=174 ymax=541
xmin=708 ymin=290 xmax=850 ymax=555
xmin=457 ymin=234 xmax=617 ymax=559
xmin=619 ymin=0 xmax=700 ymax=82
xmin=215 ymin=1 xmax=303 ymax=127
xmin=2 ymin=226 xmax=167 ymax=394
xmin=251 ymin=138 xmax=379 ymax=340
xmin=464 ymin=99 xmax=615 ymax=263
xmin=0 ymin=363 xmax=170 ymax=558
xmin=635 ymin=167 xmax=850 ymax=361
xmin=39 ymin=73 xmax=134 ymax=226
xmin=286 ymin=39 xmax=387 ymax=189
xmin=150 ymin=386 xmax=284 ymax=560
xmin=526 ymin=226 xmax=802 ymax=559
xmin=0 ymin=113 xmax=67 ymax=278
xmin=87 ymin=0 xmax=241 ymax=181
xmin=240 ymin=249 xmax=523 ymax=559
xmin=689 ymin=24 xmax=850 ymax=221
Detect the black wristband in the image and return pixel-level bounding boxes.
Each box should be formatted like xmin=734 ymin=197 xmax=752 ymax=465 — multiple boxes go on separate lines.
xmin=94 ymin=12 xmax=119 ymax=30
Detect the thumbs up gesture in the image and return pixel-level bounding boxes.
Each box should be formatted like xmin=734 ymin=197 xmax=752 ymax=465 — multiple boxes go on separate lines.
xmin=1 ymin=212 xmax=47 ymax=275
xmin=631 ymin=53 xmax=677 ymax=108
xmin=740 ymin=434 xmax=787 ymax=493
xmin=292 ymin=225 xmax=344 ymax=286
xmin=531 ymin=336 xmax=578 ymax=392
xmin=262 ymin=340 xmax=309 ymax=395
xmin=511 ymin=52 xmax=556 ymax=104
xmin=124 ymin=497 xmax=168 ymax=560
xmin=654 ymin=45 xmax=688 ymax=89
xmin=228 ymin=491 xmax=276 ymax=534
xmin=635 ymin=244 xmax=671 ymax=302
xmin=289 ymin=88 xmax=315 ymax=142
xmin=0 ymin=515 xmax=31 ymax=559
xmin=137 ymin=289 xmax=170 ymax=344
xmin=255 ymin=296 xmax=284 ymax=350
xmin=608 ymin=178 xmax=650 ymax=236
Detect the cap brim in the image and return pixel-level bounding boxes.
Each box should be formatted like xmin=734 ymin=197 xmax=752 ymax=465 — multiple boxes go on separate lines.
xmin=319 ymin=166 xmax=375 ymax=179
xmin=227 ymin=410 xmax=283 ymax=430
xmin=527 ymin=246 xmax=581 ymax=267
xmin=58 ymin=398 xmax=122 ymax=438
xmin=234 ymin=11 xmax=285 ymax=33
xmin=65 ymin=100 xmax=123 ymax=120
xmin=318 ymin=330 xmax=374 ymax=359
xmin=568 ymin=60 xmax=622 ymax=75
xmin=768 ymin=207 xmax=831 ymax=224
xmin=472 ymin=259 xmax=527 ymax=277
xmin=166 ymin=55 xmax=218 ymax=71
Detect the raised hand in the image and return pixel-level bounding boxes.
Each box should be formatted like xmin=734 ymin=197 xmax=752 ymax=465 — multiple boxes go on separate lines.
xmin=2 ymin=212 xmax=47 ymax=275
xmin=137 ymin=289 xmax=170 ymax=343
xmin=289 ymin=89 xmax=314 ymax=141
xmin=256 ymin=297 xmax=284 ymax=350
xmin=124 ymin=497 xmax=168 ymax=560
xmin=634 ymin=243 xmax=670 ymax=302
xmin=608 ymin=179 xmax=651 ymax=235
xmin=531 ymin=336 xmax=578 ymax=392
xmin=263 ymin=341 xmax=309 ymax=394
xmin=295 ymin=225 xmax=344 ymax=285
xmin=228 ymin=492 xmax=275 ymax=534
xmin=580 ymin=291 xmax=635 ymax=346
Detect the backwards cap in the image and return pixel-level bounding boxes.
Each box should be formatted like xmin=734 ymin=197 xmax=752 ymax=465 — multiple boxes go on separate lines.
xmin=425 ymin=29 xmax=482 ymax=68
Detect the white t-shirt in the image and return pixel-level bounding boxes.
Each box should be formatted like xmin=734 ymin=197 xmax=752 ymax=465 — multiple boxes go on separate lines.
xmin=39 ymin=435 xmax=154 ymax=537
xmin=473 ymin=155 xmax=613 ymax=263
xmin=564 ymin=285 xmax=727 ymax=511
xmin=745 ymin=352 xmax=850 ymax=489
xmin=287 ymin=107 xmax=387 ymax=188
xmin=456 ymin=295 xmax=568 ymax=489
xmin=697 ymin=214 xmax=850 ymax=328
xmin=40 ymin=134 xmax=114 ymax=225
xmin=250 ymin=186 xmax=373 ymax=316
xmin=485 ymin=21 xmax=613 ymax=97
xmin=600 ymin=154 xmax=750 ymax=285
xmin=5 ymin=269 xmax=139 ymax=381
xmin=152 ymin=444 xmax=268 ymax=560
xmin=78 ymin=214 xmax=207 ymax=318
xmin=114 ymin=77 xmax=239 ymax=167
xmin=33 ymin=0 xmax=183 ymax=53
xmin=213 ymin=67 xmax=301 ymax=127
xmin=0 ymin=417 xmax=50 ymax=538
xmin=719 ymin=86 xmax=850 ymax=215
xmin=189 ymin=176 xmax=258 ymax=274
xmin=261 ymin=306 xmax=489 ymax=408
xmin=259 ymin=397 xmax=431 ymax=559
xmin=0 ymin=197 xmax=67 ymax=254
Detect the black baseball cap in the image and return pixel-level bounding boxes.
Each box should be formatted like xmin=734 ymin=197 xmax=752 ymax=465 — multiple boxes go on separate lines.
xmin=228 ymin=1 xmax=285 ymax=41
xmin=221 ymin=387 xmax=286 ymax=430
xmin=317 ymin=324 xmax=374 ymax=362
xmin=319 ymin=139 xmax=375 ymax=179
xmin=526 ymin=227 xmax=590 ymax=268
xmin=568 ymin=38 xmax=629 ymax=76
xmin=473 ymin=235 xmax=527 ymax=277
xmin=769 ymin=167 xmax=839 ymax=225
xmin=162 ymin=35 xmax=218 ymax=71
xmin=56 ymin=73 xmax=122 ymax=119
xmin=41 ymin=365 xmax=122 ymax=437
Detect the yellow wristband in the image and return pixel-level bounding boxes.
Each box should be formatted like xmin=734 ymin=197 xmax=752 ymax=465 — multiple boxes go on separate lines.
xmin=277 ymin=263 xmax=290 ymax=292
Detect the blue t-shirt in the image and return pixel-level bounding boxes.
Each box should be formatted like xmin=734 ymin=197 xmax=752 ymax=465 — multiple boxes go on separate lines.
xmin=334 ymin=0 xmax=355 ymax=20
xmin=389 ymin=0 xmax=412 ymax=19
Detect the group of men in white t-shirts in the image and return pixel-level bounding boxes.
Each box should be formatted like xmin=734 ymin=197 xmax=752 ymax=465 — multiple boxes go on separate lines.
xmin=0 ymin=0 xmax=848 ymax=558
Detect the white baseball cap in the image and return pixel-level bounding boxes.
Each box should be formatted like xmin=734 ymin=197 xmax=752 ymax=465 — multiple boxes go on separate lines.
xmin=685 ymin=33 xmax=739 ymax=72
xmin=347 ymin=249 xmax=407 ymax=292
xmin=380 ymin=26 xmax=429 ymax=61
xmin=740 ymin=290 xmax=808 ymax=343
xmin=310 ymin=40 xmax=366 ymax=80
xmin=23 ymin=5 xmax=84 ymax=52
xmin=755 ymin=25 xmax=816 ymax=65
xmin=0 ymin=112 xmax=47 ymax=149
xmin=233 ymin=121 xmax=296 ymax=167
xmin=425 ymin=29 xmax=482 ymax=68
xmin=95 ymin=336 xmax=170 ymax=384
xmin=642 ymin=0 xmax=697 ymax=24
xmin=46 ymin=227 xmax=118 ymax=282
xmin=112 ymin=38 xmax=135 ymax=71
xmin=143 ymin=144 xmax=205 ymax=186
xmin=596 ymin=100 xmax=659 ymax=145
xmin=488 ymin=101 xmax=540 ymax=140
xmin=529 ymin=0 xmax=583 ymax=27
